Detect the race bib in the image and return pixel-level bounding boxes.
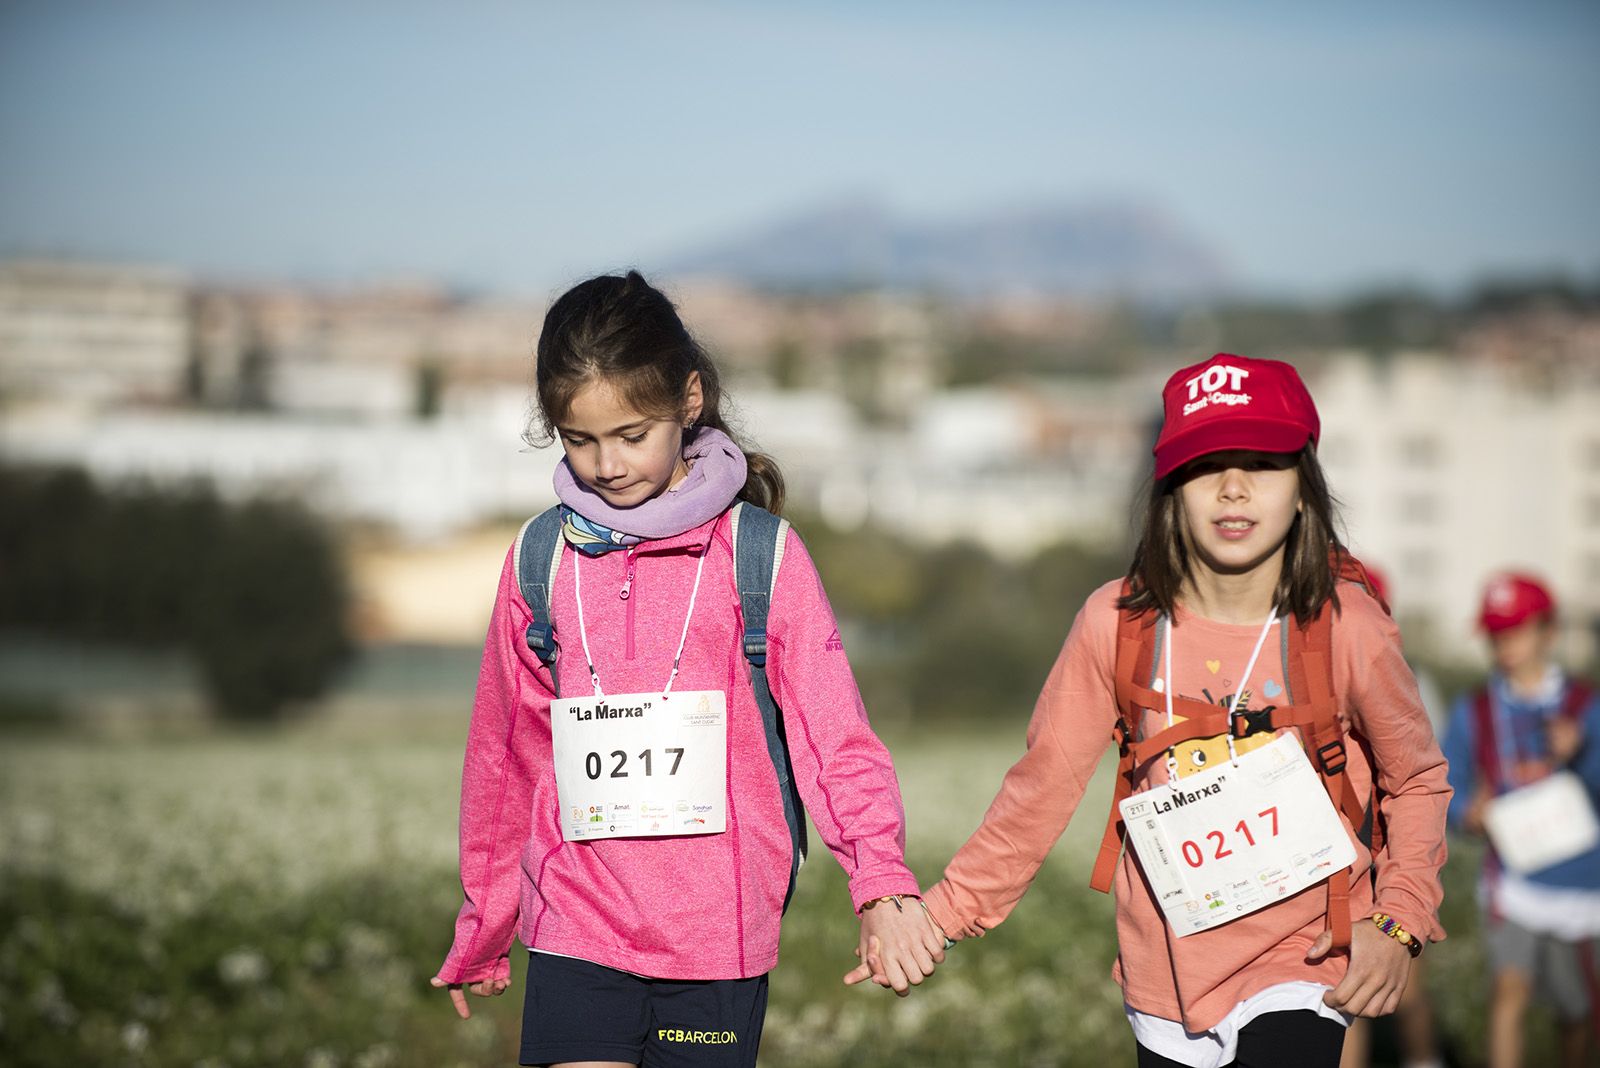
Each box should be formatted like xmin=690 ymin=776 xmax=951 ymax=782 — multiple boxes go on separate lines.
xmin=551 ymin=690 xmax=728 ymax=842
xmin=1120 ymin=733 xmax=1356 ymax=937
xmin=1485 ymin=771 xmax=1600 ymax=874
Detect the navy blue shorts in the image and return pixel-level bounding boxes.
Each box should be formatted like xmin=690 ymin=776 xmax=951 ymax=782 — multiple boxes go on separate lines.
xmin=520 ymin=951 xmax=768 ymax=1067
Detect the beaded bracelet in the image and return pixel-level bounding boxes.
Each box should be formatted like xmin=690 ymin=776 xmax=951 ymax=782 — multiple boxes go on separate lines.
xmin=1372 ymin=912 xmax=1424 ymax=958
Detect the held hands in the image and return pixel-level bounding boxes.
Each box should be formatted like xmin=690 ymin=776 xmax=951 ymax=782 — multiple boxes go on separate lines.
xmin=430 ymin=973 xmax=510 ymax=1019
xmin=1306 ymin=919 xmax=1411 ymax=1018
xmin=842 ymin=896 xmax=947 ymax=996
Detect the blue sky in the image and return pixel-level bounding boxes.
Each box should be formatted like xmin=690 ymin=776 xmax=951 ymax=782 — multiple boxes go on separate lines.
xmin=1 ymin=1 xmax=1596 ymax=297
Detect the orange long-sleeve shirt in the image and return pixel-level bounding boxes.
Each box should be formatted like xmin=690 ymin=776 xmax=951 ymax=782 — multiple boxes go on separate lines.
xmin=923 ymin=578 xmax=1450 ymax=1032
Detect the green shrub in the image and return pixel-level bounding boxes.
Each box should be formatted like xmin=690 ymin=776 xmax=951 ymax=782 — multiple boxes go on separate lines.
xmin=796 ymin=514 xmax=1124 ymax=724
xmin=0 ymin=464 xmax=352 ymax=719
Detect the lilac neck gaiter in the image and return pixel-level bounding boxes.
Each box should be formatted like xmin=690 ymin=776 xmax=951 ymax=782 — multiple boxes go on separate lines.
xmin=553 ymin=426 xmax=748 ymax=541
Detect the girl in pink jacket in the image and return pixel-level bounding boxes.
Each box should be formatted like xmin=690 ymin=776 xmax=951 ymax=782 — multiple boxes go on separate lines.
xmin=918 ymin=354 xmax=1451 ymax=1068
xmin=431 ymin=271 xmax=943 ymax=1067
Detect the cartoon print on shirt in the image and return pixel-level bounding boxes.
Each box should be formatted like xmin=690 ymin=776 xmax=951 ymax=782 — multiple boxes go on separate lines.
xmin=1171 ymin=686 xmax=1278 ymax=779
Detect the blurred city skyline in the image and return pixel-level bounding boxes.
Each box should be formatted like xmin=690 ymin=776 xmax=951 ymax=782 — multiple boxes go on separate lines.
xmin=2 ymin=1 xmax=1598 ymax=299
xmin=3 ymin=1 xmax=1599 ymax=670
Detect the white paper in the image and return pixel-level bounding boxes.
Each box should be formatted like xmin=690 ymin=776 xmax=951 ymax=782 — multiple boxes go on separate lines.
xmin=1485 ymin=771 xmax=1600 ymax=874
xmin=551 ymin=689 xmax=727 ymax=842
xmin=1120 ymin=733 xmax=1357 ymax=937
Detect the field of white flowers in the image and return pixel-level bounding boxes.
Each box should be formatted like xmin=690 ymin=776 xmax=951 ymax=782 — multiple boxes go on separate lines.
xmin=0 ymin=710 xmax=1515 ymax=1066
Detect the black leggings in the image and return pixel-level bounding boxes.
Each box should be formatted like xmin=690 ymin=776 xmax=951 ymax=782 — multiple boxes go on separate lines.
xmin=1135 ymin=1010 xmax=1346 ymax=1068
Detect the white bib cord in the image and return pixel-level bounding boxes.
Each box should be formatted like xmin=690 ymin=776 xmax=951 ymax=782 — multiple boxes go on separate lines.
xmin=571 ymin=543 xmax=710 ymax=700
xmin=1163 ymin=609 xmax=1279 ymax=779
xmin=570 ymin=547 xmax=604 ymax=697
xmin=1171 ymin=620 xmax=1184 ymax=780
xmin=662 ymin=543 xmax=710 ymax=699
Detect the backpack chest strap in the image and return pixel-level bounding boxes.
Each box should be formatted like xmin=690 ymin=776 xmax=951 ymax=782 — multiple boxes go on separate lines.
xmin=1125 ymin=699 xmax=1340 ymax=769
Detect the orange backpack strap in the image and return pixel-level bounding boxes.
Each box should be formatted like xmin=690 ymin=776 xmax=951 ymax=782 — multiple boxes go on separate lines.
xmin=1332 ymin=550 xmax=1390 ymax=859
xmin=1090 ymin=584 xmax=1156 ymax=894
xmin=1562 ymin=679 xmax=1596 ymax=723
xmin=1127 ymin=697 xmax=1260 ymax=763
xmin=1290 ymin=592 xmax=1371 ymax=950
xmin=1332 ymin=549 xmax=1390 ymax=615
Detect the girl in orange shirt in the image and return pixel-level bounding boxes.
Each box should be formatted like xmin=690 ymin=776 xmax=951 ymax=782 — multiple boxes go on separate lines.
xmin=908 ymin=354 xmax=1450 ymax=1067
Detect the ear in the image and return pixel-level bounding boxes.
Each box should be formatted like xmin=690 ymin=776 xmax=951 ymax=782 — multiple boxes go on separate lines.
xmin=682 ymin=370 xmax=704 ymax=426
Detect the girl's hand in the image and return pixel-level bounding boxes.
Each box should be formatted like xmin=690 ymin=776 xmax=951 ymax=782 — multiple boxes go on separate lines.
xmin=841 ymin=897 xmax=946 ymax=996
xmin=1464 ymin=788 xmax=1492 ymax=836
xmin=1550 ymin=716 xmax=1584 ymax=766
xmin=1306 ymin=920 xmax=1411 ymax=1017
xmin=429 ymin=974 xmax=510 ymax=1019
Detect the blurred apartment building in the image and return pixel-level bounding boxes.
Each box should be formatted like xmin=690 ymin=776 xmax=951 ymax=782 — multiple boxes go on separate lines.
xmin=735 ymin=379 xmax=1150 ymax=554
xmin=0 ymin=260 xmax=190 ymax=404
xmin=189 ymin=282 xmax=540 ymax=416
xmin=0 ymin=260 xmax=554 ymax=539
xmin=1318 ymin=352 xmax=1600 ymax=663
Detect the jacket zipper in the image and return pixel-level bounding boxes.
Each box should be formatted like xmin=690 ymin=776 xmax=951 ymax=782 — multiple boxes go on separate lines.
xmin=621 ymin=546 xmax=638 ymax=660
xmin=612 ymin=540 xmax=703 ymax=665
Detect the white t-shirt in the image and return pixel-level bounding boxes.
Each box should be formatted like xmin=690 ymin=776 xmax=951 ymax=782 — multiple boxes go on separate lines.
xmin=1126 ymin=981 xmax=1351 ymax=1068
xmin=1487 ymin=870 xmax=1600 ymax=940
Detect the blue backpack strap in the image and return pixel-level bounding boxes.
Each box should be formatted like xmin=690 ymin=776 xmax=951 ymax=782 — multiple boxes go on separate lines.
xmin=514 ymin=505 xmax=566 ymax=695
xmin=731 ymin=501 xmax=807 ymax=911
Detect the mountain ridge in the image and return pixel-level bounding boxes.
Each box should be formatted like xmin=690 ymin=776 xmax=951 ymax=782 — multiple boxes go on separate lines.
xmin=663 ymin=195 xmax=1230 ymax=299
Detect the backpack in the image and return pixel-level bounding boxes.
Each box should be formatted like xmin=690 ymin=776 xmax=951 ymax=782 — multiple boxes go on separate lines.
xmin=512 ymin=501 xmax=809 ymax=911
xmin=1471 ymin=677 xmax=1595 ymax=792
xmin=1088 ymin=553 xmax=1387 ymax=949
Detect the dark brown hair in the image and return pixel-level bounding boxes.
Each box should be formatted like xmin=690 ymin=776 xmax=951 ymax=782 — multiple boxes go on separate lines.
xmin=528 ymin=270 xmax=785 ymax=513
xmin=1118 ymin=445 xmax=1347 ymax=623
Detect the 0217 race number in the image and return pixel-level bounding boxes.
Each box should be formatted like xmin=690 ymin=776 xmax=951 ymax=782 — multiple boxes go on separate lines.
xmin=1119 ymin=733 xmax=1355 ymax=937
xmin=582 ymin=747 xmax=687 ymax=780
xmin=551 ymin=690 xmax=727 ymax=842
xmin=1177 ymin=806 xmax=1279 ymax=869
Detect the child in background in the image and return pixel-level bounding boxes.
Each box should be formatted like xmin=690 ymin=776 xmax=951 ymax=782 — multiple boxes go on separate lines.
xmin=914 ymin=354 xmax=1452 ymax=1067
xmin=1441 ymin=574 xmax=1600 ymax=1068
xmin=432 ymin=271 xmax=943 ymax=1067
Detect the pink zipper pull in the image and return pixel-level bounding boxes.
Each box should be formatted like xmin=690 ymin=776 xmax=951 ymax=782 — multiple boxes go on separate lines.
xmin=620 ymin=548 xmax=637 ymax=600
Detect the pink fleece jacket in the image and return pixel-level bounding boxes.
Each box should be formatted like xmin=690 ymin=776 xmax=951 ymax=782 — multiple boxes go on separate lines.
xmin=924 ymin=578 xmax=1451 ymax=1032
xmin=435 ymin=510 xmax=920 ymax=984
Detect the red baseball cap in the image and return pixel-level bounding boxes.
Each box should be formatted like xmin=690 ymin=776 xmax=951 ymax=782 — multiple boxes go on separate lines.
xmin=1153 ymin=354 xmax=1320 ymax=480
xmin=1479 ymin=573 xmax=1556 ymax=633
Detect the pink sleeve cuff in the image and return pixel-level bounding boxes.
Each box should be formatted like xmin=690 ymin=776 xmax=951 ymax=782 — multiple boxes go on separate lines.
xmin=435 ymin=953 xmax=512 ymax=986
xmin=849 ymin=871 xmax=923 ymax=914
